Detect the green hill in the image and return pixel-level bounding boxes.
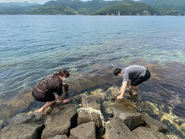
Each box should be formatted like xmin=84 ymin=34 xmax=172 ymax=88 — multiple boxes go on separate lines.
xmin=95 ymin=2 xmax=159 ymax=15
xmin=140 ymin=0 xmax=185 ymax=15
xmin=0 ymin=0 xmax=184 ymax=15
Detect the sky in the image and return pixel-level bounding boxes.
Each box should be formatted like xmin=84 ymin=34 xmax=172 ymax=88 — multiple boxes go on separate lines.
xmin=0 ymin=0 xmax=140 ymax=5
xmin=0 ymin=0 xmax=93 ymax=4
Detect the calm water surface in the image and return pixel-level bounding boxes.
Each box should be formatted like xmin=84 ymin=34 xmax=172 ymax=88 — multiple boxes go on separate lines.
xmin=0 ymin=15 xmax=185 ymax=136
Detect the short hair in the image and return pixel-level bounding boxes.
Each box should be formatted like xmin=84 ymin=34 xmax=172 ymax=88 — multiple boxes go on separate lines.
xmin=54 ymin=69 xmax=70 ymax=77
xmin=114 ymin=68 xmax=122 ymax=76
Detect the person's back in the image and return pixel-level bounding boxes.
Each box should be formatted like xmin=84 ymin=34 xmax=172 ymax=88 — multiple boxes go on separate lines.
xmin=122 ymin=65 xmax=147 ymax=82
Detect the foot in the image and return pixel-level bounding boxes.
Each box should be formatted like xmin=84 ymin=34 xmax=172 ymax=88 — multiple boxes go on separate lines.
xmin=38 ymin=108 xmax=46 ymax=115
xmin=132 ymin=91 xmax=139 ymax=96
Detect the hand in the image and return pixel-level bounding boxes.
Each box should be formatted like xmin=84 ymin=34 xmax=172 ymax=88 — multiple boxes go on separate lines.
xmin=63 ymin=99 xmax=69 ymax=104
xmin=117 ymin=94 xmax=123 ymax=100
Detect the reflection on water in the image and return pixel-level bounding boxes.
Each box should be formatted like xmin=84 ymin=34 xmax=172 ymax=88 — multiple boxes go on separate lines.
xmin=0 ymin=58 xmax=185 ymax=137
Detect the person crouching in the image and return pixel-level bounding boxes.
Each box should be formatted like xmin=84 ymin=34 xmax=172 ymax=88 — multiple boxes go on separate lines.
xmin=32 ymin=69 xmax=70 ymax=115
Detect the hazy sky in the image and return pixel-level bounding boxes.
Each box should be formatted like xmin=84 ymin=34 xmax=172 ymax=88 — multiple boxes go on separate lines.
xmin=0 ymin=0 xmax=95 ymax=4
xmin=0 ymin=0 xmax=139 ymax=4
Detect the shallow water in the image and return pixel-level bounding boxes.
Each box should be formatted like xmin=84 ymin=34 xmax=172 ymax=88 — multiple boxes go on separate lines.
xmin=0 ymin=15 xmax=185 ymax=137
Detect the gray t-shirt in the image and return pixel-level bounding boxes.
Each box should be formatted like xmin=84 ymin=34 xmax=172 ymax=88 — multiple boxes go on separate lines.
xmin=122 ymin=65 xmax=147 ymax=82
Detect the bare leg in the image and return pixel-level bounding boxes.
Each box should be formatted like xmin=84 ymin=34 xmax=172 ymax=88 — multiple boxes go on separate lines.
xmin=38 ymin=95 xmax=57 ymax=115
xmin=131 ymin=86 xmax=139 ymax=95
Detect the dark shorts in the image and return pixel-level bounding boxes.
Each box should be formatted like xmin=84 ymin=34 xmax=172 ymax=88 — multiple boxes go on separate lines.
xmin=131 ymin=69 xmax=151 ymax=86
xmin=32 ymin=92 xmax=56 ymax=102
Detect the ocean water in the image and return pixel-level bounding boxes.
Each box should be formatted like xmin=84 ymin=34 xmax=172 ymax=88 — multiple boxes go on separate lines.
xmin=0 ymin=15 xmax=185 ymax=136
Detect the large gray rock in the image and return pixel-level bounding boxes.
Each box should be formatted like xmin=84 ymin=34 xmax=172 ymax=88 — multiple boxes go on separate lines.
xmin=47 ymin=135 xmax=68 ymax=139
xmin=0 ymin=123 xmax=45 ymax=139
xmin=104 ymin=116 xmax=137 ymax=139
xmin=0 ymin=88 xmax=34 ymax=119
xmin=77 ymin=110 xmax=102 ymax=129
xmin=0 ymin=120 xmax=4 ymax=131
xmin=81 ymin=95 xmax=102 ymax=110
xmin=69 ymin=122 xmax=96 ymax=139
xmin=132 ymin=126 xmax=169 ymax=139
xmin=78 ymin=95 xmax=103 ymax=129
xmin=6 ymin=110 xmax=43 ymax=126
xmin=41 ymin=103 xmax=79 ymax=139
xmin=143 ymin=115 xmax=168 ymax=133
xmin=112 ymin=103 xmax=144 ymax=130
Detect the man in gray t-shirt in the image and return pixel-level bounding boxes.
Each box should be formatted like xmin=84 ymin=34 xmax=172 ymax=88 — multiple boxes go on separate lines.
xmin=114 ymin=65 xmax=151 ymax=99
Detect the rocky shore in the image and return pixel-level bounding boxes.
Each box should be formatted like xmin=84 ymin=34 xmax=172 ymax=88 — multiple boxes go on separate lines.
xmin=0 ymin=86 xmax=183 ymax=139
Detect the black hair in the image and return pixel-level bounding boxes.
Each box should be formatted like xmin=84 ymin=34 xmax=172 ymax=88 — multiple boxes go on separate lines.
xmin=53 ymin=69 xmax=70 ymax=77
xmin=114 ymin=68 xmax=122 ymax=76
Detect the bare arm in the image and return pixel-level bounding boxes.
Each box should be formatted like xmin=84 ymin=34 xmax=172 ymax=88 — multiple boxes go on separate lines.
xmin=117 ymin=81 xmax=127 ymax=100
xmin=59 ymin=95 xmax=69 ymax=104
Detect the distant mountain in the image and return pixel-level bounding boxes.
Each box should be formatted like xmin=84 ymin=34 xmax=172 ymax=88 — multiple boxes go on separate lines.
xmin=139 ymin=0 xmax=185 ymax=15
xmin=0 ymin=1 xmax=40 ymax=7
xmin=139 ymin=0 xmax=185 ymax=8
xmin=0 ymin=0 xmax=184 ymax=15
xmin=95 ymin=2 xmax=159 ymax=15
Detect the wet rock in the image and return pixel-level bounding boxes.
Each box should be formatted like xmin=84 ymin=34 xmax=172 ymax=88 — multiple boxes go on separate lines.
xmin=0 ymin=123 xmax=45 ymax=139
xmin=69 ymin=122 xmax=96 ymax=139
xmin=81 ymin=95 xmax=102 ymax=110
xmin=132 ymin=126 xmax=169 ymax=139
xmin=41 ymin=103 xmax=79 ymax=139
xmin=6 ymin=110 xmax=43 ymax=126
xmin=111 ymin=101 xmax=144 ymax=130
xmin=166 ymin=133 xmax=182 ymax=139
xmin=104 ymin=117 xmax=137 ymax=139
xmin=0 ymin=120 xmax=4 ymax=131
xmin=77 ymin=110 xmax=102 ymax=129
xmin=143 ymin=114 xmax=168 ymax=133
xmin=180 ymin=122 xmax=185 ymax=130
xmin=47 ymin=135 xmax=68 ymax=139
xmin=0 ymin=88 xmax=34 ymax=119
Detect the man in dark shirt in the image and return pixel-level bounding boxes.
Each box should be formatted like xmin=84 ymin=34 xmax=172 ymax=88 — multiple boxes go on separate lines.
xmin=32 ymin=69 xmax=70 ymax=115
xmin=114 ymin=65 xmax=151 ymax=99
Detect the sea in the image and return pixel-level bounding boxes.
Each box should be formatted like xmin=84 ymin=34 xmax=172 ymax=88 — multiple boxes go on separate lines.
xmin=0 ymin=15 xmax=185 ymax=137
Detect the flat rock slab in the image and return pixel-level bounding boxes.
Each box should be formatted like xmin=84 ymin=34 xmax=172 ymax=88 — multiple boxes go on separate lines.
xmin=132 ymin=126 xmax=169 ymax=139
xmin=104 ymin=117 xmax=137 ymax=139
xmin=0 ymin=123 xmax=45 ymax=139
xmin=6 ymin=111 xmax=42 ymax=126
xmin=42 ymin=103 xmax=79 ymax=139
xmin=69 ymin=122 xmax=96 ymax=139
xmin=143 ymin=114 xmax=168 ymax=133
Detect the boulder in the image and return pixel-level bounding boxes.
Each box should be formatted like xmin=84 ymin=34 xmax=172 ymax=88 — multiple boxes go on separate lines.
xmin=143 ymin=114 xmax=168 ymax=132
xmin=104 ymin=116 xmax=137 ymax=139
xmin=6 ymin=110 xmax=43 ymax=126
xmin=81 ymin=95 xmax=102 ymax=110
xmin=132 ymin=126 xmax=169 ymax=139
xmin=69 ymin=122 xmax=96 ymax=139
xmin=111 ymin=102 xmax=144 ymax=130
xmin=0 ymin=123 xmax=45 ymax=139
xmin=0 ymin=88 xmax=34 ymax=119
xmin=47 ymin=135 xmax=68 ymax=139
xmin=41 ymin=103 xmax=79 ymax=139
xmin=77 ymin=110 xmax=102 ymax=129
xmin=78 ymin=95 xmax=103 ymax=129
xmin=0 ymin=120 xmax=4 ymax=131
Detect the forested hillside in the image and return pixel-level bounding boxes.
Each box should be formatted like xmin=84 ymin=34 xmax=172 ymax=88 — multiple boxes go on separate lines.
xmin=140 ymin=0 xmax=185 ymax=15
xmin=0 ymin=0 xmax=184 ymax=15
